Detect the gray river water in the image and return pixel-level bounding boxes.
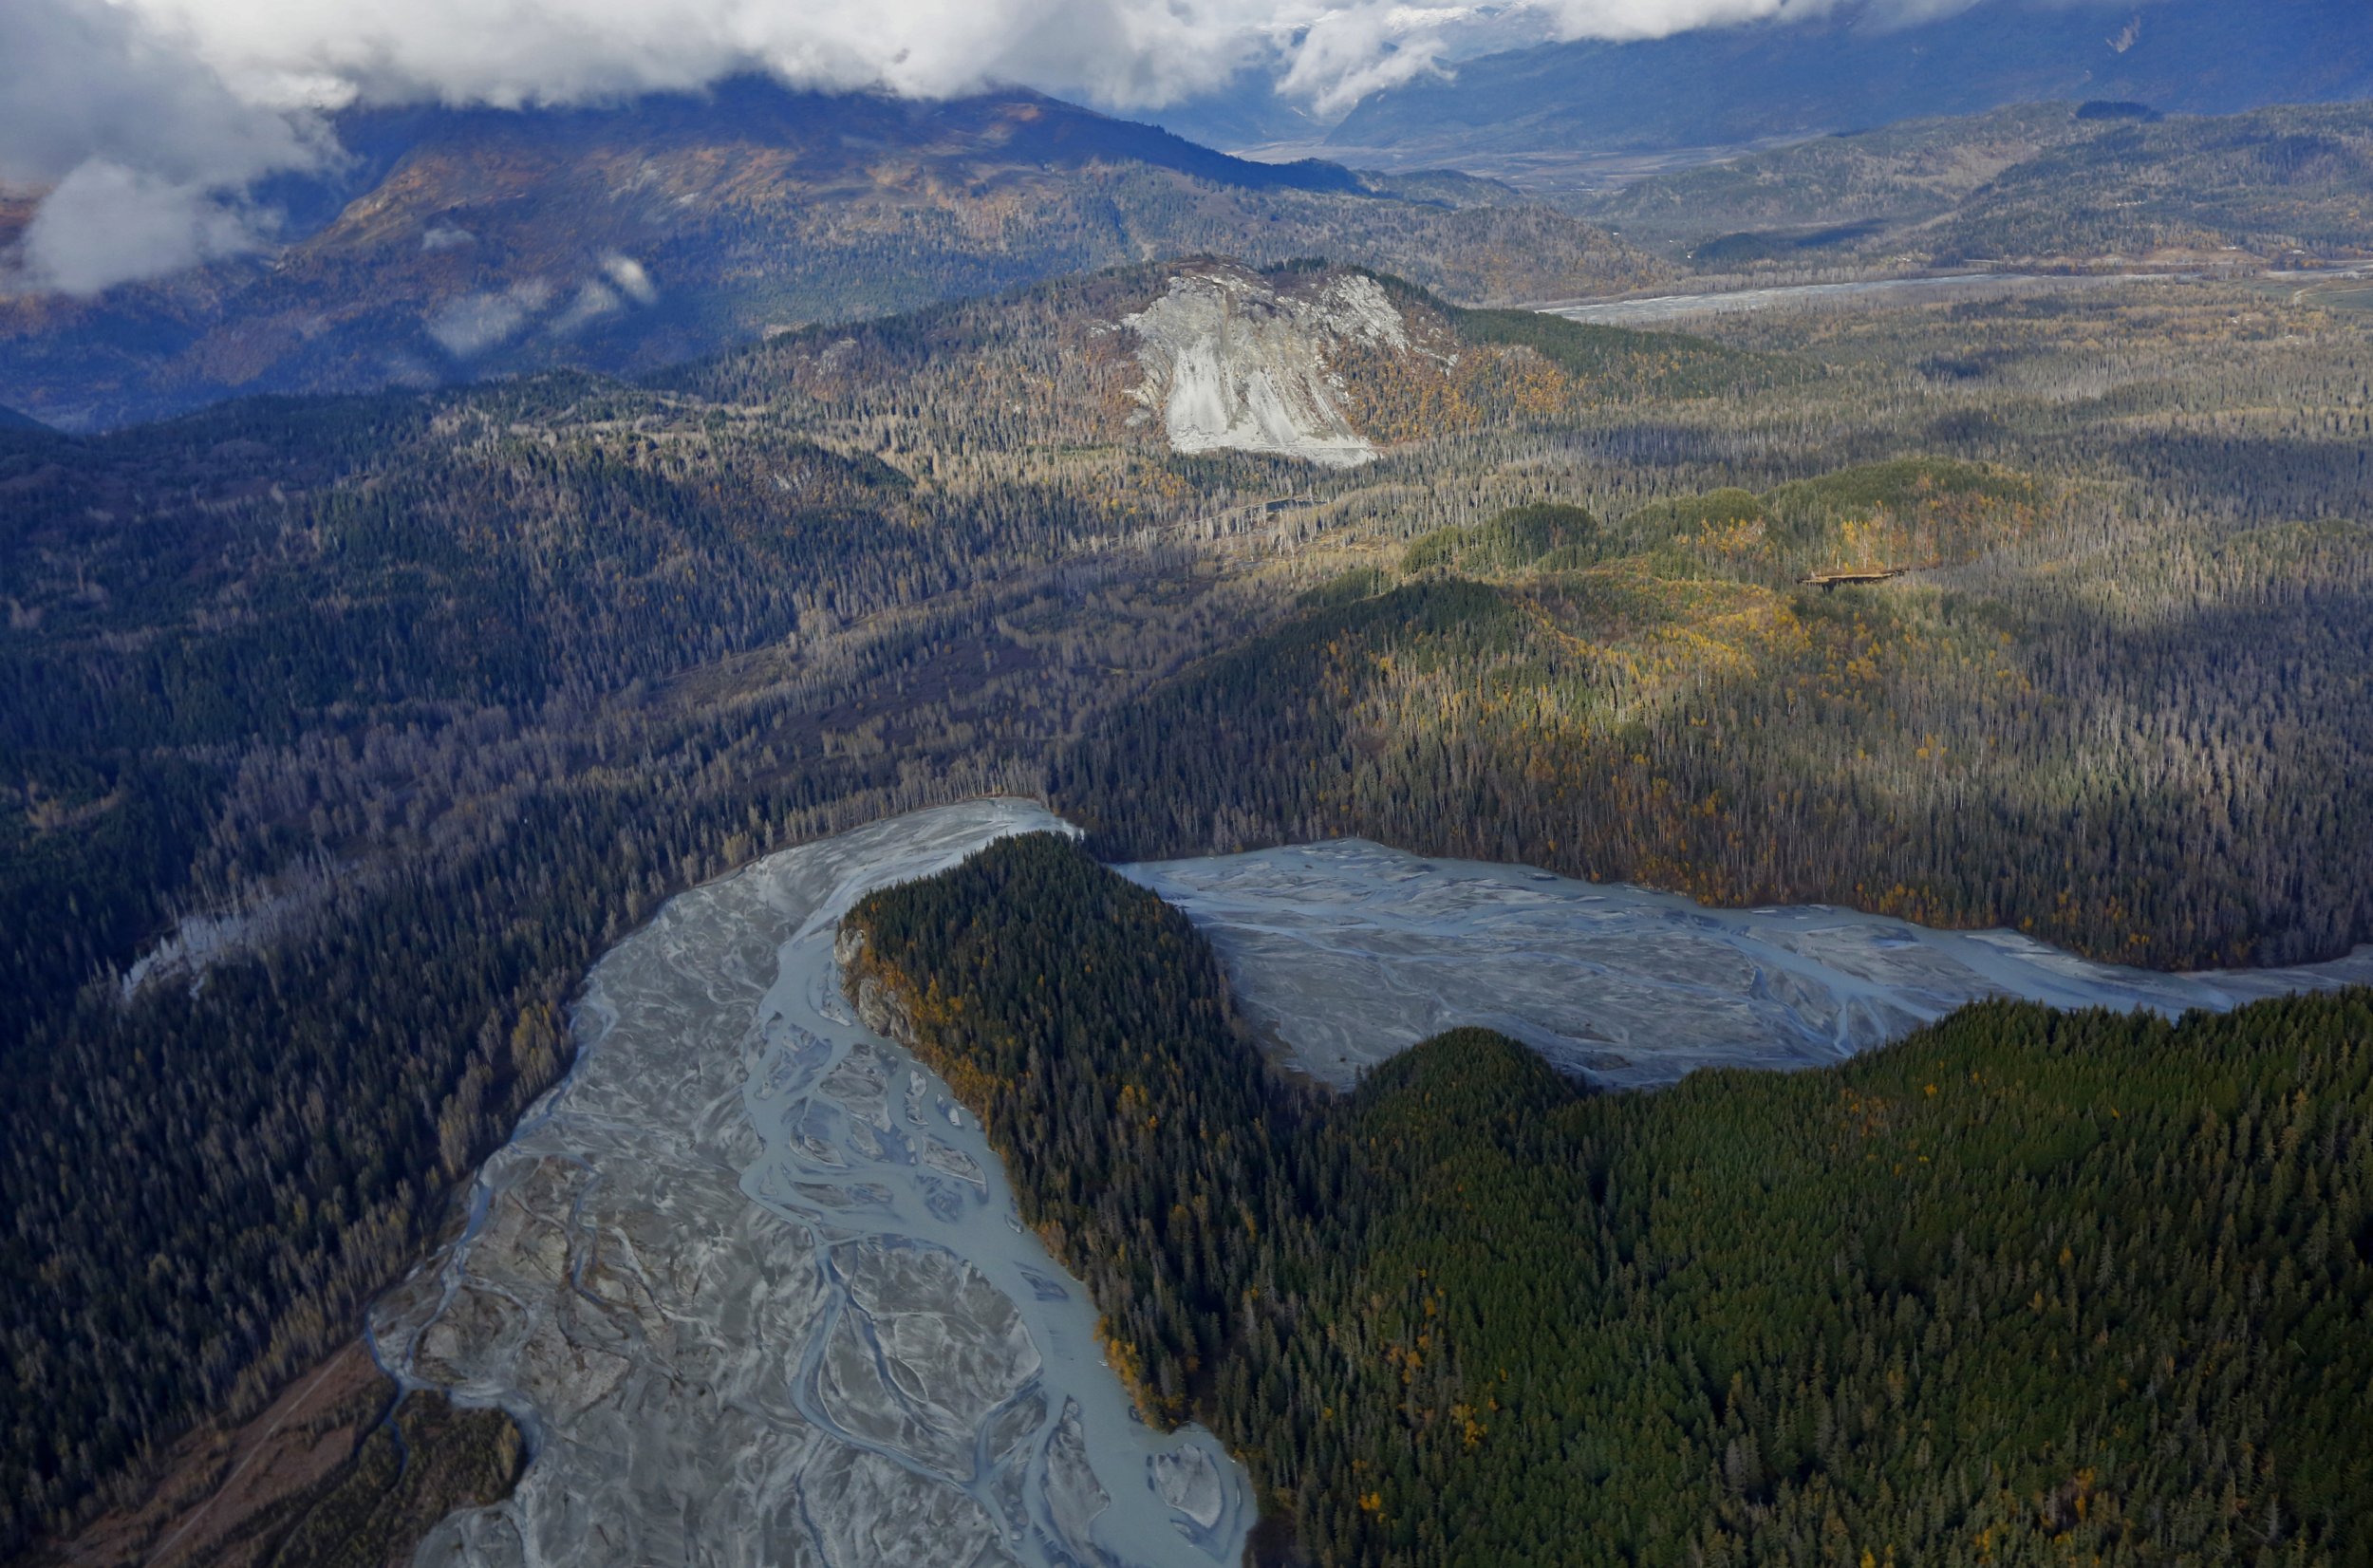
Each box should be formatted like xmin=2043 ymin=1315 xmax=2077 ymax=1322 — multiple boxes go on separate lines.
xmin=1536 ymin=271 xmax=2156 ymax=326
xmin=1124 ymin=838 xmax=2373 ymax=1091
xmin=373 ymin=800 xmax=1249 ymax=1568
xmin=378 ymin=805 xmax=2371 ymax=1565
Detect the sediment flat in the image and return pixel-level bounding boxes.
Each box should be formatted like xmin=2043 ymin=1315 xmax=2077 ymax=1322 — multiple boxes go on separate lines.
xmin=374 ymin=801 xmax=1251 ymax=1568
xmin=1126 ymin=838 xmax=2373 ymax=1090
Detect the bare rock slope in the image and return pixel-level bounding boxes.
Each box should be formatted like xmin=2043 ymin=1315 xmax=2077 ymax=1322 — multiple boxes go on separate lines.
xmin=1122 ymin=267 xmax=1422 ymax=468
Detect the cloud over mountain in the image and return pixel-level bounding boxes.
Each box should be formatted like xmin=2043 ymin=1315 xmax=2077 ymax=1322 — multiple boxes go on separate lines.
xmin=0 ymin=0 xmax=2139 ymax=295
xmin=0 ymin=0 xmax=332 ymax=291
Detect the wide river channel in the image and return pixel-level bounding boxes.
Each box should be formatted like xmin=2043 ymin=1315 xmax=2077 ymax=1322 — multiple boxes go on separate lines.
xmin=376 ymin=800 xmax=2372 ymax=1565
xmin=1533 ymin=271 xmax=2168 ymax=327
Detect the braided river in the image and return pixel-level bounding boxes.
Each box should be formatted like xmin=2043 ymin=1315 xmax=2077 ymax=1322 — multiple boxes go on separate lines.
xmin=377 ymin=801 xmax=2371 ymax=1566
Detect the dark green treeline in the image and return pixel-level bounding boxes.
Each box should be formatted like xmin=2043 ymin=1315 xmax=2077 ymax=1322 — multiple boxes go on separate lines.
xmin=845 ymin=832 xmax=2373 ymax=1567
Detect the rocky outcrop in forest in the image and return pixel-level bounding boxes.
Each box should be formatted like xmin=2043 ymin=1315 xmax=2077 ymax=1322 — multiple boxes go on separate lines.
xmin=1121 ymin=267 xmax=1424 ymax=467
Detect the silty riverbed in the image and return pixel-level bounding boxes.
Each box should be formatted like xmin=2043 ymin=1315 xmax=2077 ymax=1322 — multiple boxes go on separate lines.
xmin=1124 ymin=838 xmax=2373 ymax=1091
xmin=376 ymin=806 xmax=2373 ymax=1563
xmin=373 ymin=800 xmax=1250 ymax=1568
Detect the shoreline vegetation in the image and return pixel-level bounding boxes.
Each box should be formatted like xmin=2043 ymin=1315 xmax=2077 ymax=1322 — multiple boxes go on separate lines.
xmin=845 ymin=832 xmax=2373 ymax=1568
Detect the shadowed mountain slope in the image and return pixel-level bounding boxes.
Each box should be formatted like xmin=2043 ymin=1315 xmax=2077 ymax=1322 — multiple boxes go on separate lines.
xmin=1583 ymin=100 xmax=2373 ymax=267
xmin=0 ymin=80 xmax=1657 ymax=432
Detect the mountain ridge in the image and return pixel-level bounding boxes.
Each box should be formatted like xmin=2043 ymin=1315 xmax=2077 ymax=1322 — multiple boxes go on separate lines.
xmin=0 ymin=79 xmax=1657 ymax=433
xmin=1578 ymin=100 xmax=2373 ymax=268
xmin=1305 ymin=0 xmax=2373 ymax=184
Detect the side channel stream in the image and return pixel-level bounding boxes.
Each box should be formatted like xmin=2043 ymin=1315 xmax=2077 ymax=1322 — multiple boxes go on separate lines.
xmin=1124 ymin=839 xmax=2373 ymax=1091
xmin=372 ymin=799 xmax=1250 ymax=1568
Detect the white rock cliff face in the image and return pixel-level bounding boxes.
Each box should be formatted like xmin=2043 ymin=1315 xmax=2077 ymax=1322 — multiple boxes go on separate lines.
xmin=1122 ymin=269 xmax=1409 ymax=468
xmin=372 ymin=800 xmax=1251 ymax=1568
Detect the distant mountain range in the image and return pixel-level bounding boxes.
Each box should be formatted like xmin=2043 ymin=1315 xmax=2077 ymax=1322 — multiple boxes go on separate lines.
xmin=0 ymin=80 xmax=1654 ymax=432
xmin=11 ymin=0 xmax=2367 ymax=432
xmin=1228 ymin=0 xmax=2373 ymax=182
xmin=1579 ymin=100 xmax=2373 ymax=267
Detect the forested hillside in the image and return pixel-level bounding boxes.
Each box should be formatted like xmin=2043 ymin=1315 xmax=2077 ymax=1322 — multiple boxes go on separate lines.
xmin=1582 ymin=101 xmax=2373 ymax=272
xmin=9 ymin=249 xmax=2373 ymax=1559
xmin=1058 ymin=277 xmax=2373 ymax=970
xmin=846 ymin=832 xmax=2373 ymax=1567
xmin=1577 ymin=103 xmax=2102 ymax=262
xmin=1930 ymin=102 xmax=2373 ymax=263
xmin=1057 ymin=459 xmax=2373 ymax=966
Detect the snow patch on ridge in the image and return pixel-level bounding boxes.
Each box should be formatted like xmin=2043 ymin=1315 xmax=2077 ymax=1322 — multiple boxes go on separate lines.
xmin=1121 ymin=268 xmax=1408 ymax=468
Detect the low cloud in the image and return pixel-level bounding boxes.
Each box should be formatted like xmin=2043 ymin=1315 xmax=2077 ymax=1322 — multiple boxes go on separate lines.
xmin=1523 ymin=0 xmax=1839 ymax=42
xmin=5 ymin=0 xmax=2108 ymax=295
xmin=551 ymin=280 xmax=626 ymax=336
xmin=424 ymin=278 xmax=554 ymax=357
xmin=1 ymin=0 xmax=331 ymax=295
xmin=115 ymin=0 xmax=1274 ymax=114
xmin=428 ymin=259 xmax=659 ymax=352
xmin=601 ymin=253 xmax=658 ymax=306
xmin=17 ymin=159 xmax=275 ymax=292
xmin=1523 ymin=0 xmax=2122 ymax=43
xmin=1280 ymin=9 xmax=1461 ymax=117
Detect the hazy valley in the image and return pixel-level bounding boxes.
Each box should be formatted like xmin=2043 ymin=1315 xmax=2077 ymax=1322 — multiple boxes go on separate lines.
xmin=1274 ymin=0 xmax=2373 ymax=187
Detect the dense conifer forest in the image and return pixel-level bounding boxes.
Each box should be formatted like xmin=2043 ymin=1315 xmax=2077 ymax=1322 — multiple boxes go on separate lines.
xmin=7 ymin=252 xmax=2373 ymax=1557
xmin=0 ymin=340 xmax=1286 ymax=1551
xmin=847 ymin=832 xmax=2373 ymax=1567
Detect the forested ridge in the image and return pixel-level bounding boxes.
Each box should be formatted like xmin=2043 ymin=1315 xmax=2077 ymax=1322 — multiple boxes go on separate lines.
xmin=846 ymin=832 xmax=2373 ymax=1567
xmin=1057 ymin=457 xmax=2373 ymax=968
xmin=1581 ymin=101 xmax=2373 ymax=275
xmin=7 ymin=251 xmax=2373 ymax=1559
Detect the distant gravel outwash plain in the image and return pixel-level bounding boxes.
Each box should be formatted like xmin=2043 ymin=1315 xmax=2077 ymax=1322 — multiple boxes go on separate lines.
xmin=1534 ymin=271 xmax=2147 ymax=325
xmin=1125 ymin=839 xmax=2373 ymax=1090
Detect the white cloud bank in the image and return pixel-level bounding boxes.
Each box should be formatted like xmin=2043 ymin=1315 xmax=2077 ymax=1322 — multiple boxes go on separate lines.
xmin=0 ymin=0 xmax=332 ymax=291
xmin=2 ymin=0 xmax=2038 ymax=295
